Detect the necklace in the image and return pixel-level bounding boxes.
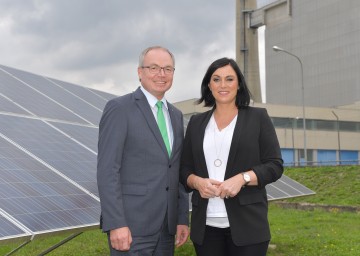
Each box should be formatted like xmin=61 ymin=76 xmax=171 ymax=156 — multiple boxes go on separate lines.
xmin=212 ymin=112 xmax=238 ymax=167
xmin=213 ymin=121 xmax=228 ymax=167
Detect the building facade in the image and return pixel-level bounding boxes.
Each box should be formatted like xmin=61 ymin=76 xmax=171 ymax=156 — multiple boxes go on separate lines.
xmin=174 ymin=99 xmax=360 ymax=166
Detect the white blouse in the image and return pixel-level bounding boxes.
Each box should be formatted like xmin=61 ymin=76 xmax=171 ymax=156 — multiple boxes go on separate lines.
xmin=203 ymin=113 xmax=237 ymax=228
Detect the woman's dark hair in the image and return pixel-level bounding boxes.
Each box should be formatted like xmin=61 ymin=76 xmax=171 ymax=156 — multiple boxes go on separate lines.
xmin=197 ymin=57 xmax=251 ymax=108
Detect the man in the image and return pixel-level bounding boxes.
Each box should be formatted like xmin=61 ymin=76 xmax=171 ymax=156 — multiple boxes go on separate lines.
xmin=97 ymin=46 xmax=189 ymax=255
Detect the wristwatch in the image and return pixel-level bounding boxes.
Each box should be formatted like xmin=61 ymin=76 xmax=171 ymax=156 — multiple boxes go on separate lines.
xmin=242 ymin=172 xmax=251 ymax=186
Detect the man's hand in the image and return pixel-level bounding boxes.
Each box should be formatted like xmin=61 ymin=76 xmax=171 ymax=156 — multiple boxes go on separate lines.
xmin=110 ymin=227 xmax=132 ymax=251
xmin=175 ymin=225 xmax=189 ymax=248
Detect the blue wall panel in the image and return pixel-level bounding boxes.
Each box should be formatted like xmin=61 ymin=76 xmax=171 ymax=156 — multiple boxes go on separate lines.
xmin=281 ymin=149 xmax=294 ymax=166
xmin=340 ymin=150 xmax=358 ymax=165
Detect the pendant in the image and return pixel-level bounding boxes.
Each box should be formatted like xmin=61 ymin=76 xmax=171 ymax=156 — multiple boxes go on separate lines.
xmin=214 ymin=159 xmax=222 ymax=167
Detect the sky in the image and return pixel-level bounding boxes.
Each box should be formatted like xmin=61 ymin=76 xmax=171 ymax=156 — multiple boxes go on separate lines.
xmin=0 ymin=0 xmax=238 ymax=103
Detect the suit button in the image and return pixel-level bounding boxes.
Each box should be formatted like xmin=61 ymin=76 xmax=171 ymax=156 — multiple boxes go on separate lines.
xmin=169 ymin=165 xmax=171 ymax=168
xmin=166 ymin=187 xmax=169 ymax=191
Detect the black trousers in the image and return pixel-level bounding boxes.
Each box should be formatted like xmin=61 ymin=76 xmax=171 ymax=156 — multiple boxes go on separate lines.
xmin=193 ymin=225 xmax=269 ymax=256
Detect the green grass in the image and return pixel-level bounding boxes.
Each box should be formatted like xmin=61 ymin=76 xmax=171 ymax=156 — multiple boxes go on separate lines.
xmin=0 ymin=166 xmax=358 ymax=255
xmin=283 ymin=165 xmax=360 ymax=205
xmin=267 ymin=205 xmax=359 ymax=256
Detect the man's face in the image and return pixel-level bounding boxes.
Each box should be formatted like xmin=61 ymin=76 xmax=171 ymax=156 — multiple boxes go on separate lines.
xmin=138 ymin=48 xmax=174 ymax=100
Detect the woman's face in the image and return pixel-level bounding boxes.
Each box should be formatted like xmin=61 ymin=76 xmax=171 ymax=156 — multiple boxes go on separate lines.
xmin=209 ymin=64 xmax=239 ymax=106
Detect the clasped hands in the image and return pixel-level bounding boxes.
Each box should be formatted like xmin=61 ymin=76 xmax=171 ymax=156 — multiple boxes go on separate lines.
xmin=193 ymin=174 xmax=243 ymax=199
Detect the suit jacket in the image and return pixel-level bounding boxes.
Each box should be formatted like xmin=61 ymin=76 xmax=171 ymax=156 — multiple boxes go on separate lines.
xmin=180 ymin=107 xmax=283 ymax=246
xmin=97 ymin=87 xmax=189 ymax=236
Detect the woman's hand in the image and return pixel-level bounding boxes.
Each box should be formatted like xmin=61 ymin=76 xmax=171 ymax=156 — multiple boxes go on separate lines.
xmin=218 ymin=174 xmax=243 ymax=199
xmin=187 ymin=174 xmax=222 ymax=198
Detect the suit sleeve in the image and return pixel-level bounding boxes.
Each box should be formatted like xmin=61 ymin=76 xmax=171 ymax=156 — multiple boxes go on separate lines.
xmin=251 ymin=109 xmax=284 ymax=188
xmin=176 ymin=113 xmax=189 ymax=225
xmin=97 ymin=99 xmax=128 ymax=232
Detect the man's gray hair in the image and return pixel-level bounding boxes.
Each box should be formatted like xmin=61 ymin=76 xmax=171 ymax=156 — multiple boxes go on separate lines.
xmin=138 ymin=46 xmax=175 ymax=67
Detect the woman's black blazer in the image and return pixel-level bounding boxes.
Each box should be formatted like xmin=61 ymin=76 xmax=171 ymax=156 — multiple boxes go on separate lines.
xmin=180 ymin=107 xmax=284 ymax=246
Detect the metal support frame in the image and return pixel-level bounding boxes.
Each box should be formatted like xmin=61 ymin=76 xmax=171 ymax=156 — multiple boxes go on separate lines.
xmin=5 ymin=240 xmax=32 ymax=256
xmin=37 ymin=232 xmax=83 ymax=256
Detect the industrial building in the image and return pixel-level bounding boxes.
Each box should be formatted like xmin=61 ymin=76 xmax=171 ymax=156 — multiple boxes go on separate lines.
xmin=230 ymin=0 xmax=360 ymax=165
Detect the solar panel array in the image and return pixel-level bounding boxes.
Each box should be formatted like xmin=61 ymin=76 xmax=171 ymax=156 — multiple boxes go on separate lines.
xmin=0 ymin=64 xmax=115 ymax=243
xmin=0 ymin=64 xmax=314 ymax=244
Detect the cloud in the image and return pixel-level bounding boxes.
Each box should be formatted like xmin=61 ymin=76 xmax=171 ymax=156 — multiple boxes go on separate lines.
xmin=0 ymin=0 xmax=235 ymax=102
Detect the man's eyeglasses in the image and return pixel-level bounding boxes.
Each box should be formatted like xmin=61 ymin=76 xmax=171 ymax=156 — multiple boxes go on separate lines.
xmin=141 ymin=65 xmax=175 ymax=75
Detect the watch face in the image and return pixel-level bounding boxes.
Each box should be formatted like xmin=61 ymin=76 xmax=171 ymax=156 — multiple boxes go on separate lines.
xmin=244 ymin=173 xmax=251 ymax=182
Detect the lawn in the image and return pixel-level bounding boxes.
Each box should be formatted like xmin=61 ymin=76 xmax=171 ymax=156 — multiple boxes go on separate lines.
xmin=0 ymin=165 xmax=359 ymax=255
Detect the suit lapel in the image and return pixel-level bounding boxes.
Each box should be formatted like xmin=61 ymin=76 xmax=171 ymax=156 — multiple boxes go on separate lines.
xmin=167 ymin=103 xmax=178 ymax=159
xmin=134 ymin=88 xmax=169 ymax=158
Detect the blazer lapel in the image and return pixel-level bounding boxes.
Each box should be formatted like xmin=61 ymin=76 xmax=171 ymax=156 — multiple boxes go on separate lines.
xmin=134 ymin=88 xmax=169 ymax=158
xmin=225 ymin=109 xmax=244 ymax=179
xmin=197 ymin=110 xmax=214 ymax=178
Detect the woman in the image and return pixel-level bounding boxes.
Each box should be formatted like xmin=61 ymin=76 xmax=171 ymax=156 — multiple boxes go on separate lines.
xmin=180 ymin=57 xmax=283 ymax=256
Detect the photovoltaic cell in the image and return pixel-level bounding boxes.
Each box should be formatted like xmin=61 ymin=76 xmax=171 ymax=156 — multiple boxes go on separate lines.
xmin=48 ymin=78 xmax=112 ymax=111
xmin=0 ymin=215 xmax=30 ymax=240
xmin=0 ymin=115 xmax=98 ymax=196
xmin=0 ymin=66 xmax=87 ymax=124
xmin=49 ymin=122 xmax=98 ymax=152
xmin=89 ymin=88 xmax=118 ymax=101
xmin=266 ymin=175 xmax=315 ymax=201
xmin=0 ymin=65 xmax=115 ymax=243
xmin=0 ymin=137 xmax=99 ymax=240
xmin=0 ymin=65 xmax=103 ymax=125
xmin=0 ymin=95 xmax=30 ymax=116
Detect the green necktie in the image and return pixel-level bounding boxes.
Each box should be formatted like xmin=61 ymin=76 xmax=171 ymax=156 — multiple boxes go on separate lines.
xmin=156 ymin=101 xmax=171 ymax=156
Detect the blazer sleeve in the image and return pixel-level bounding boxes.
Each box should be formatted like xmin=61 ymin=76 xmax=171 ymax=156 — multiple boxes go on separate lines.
xmin=97 ymin=99 xmax=128 ymax=232
xmin=180 ymin=115 xmax=196 ymax=193
xmin=251 ymin=108 xmax=284 ymax=188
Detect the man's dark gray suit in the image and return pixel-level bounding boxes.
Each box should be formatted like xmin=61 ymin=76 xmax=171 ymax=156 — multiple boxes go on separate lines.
xmin=97 ymin=87 xmax=189 ymax=249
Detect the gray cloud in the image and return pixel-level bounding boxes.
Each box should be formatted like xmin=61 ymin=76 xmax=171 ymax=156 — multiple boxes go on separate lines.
xmin=0 ymin=0 xmax=235 ymax=102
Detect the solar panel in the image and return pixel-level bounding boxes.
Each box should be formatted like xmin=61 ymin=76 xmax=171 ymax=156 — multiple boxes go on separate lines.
xmin=49 ymin=122 xmax=99 ymax=153
xmin=47 ymin=78 xmax=112 ymax=111
xmin=266 ymin=175 xmax=315 ymax=201
xmin=0 ymin=210 xmax=31 ymax=241
xmin=0 ymin=115 xmax=98 ymax=196
xmin=0 ymin=95 xmax=30 ymax=116
xmin=89 ymin=87 xmax=119 ymax=101
xmin=0 ymin=136 xmax=99 ymax=242
xmin=0 ymin=64 xmax=111 ymax=245
xmin=2 ymin=66 xmax=103 ymax=125
xmin=0 ymin=66 xmax=87 ymax=124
